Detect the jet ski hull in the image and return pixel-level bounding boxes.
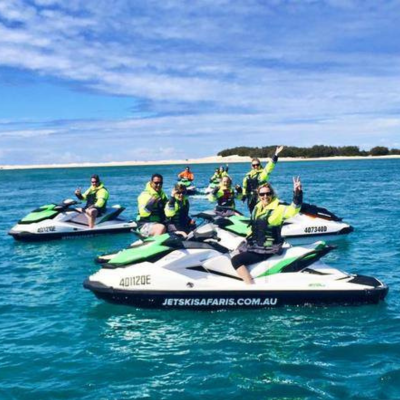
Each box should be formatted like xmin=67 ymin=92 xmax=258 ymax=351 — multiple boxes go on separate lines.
xmin=9 ymin=224 xmax=135 ymax=242
xmin=83 ymin=279 xmax=388 ymax=309
xmin=9 ymin=202 xmax=137 ymax=241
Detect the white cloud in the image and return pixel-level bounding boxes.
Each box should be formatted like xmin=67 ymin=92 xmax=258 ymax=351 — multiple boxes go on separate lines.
xmin=0 ymin=129 xmax=56 ymax=138
xmin=1 ymin=0 xmax=400 ymax=163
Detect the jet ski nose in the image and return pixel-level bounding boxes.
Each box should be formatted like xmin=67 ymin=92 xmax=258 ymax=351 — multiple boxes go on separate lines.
xmin=340 ymin=225 xmax=354 ymax=234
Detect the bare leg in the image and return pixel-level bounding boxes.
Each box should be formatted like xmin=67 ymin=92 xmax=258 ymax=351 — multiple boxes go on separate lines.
xmin=150 ymin=223 xmax=167 ymax=236
xmin=86 ymin=208 xmax=98 ymax=229
xmin=236 ymin=265 xmax=254 ymax=285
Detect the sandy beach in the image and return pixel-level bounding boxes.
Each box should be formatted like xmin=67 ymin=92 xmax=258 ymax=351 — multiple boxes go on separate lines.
xmin=1 ymin=154 xmax=399 ymax=170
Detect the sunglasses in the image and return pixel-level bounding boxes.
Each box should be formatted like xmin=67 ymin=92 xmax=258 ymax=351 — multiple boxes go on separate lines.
xmin=91 ymin=180 xmax=99 ymax=184
xmin=252 ymin=164 xmax=260 ymax=167
xmin=152 ymin=181 xmax=163 ymax=186
xmin=259 ymin=192 xmax=272 ymax=197
xmin=176 ymin=192 xmax=184 ymax=195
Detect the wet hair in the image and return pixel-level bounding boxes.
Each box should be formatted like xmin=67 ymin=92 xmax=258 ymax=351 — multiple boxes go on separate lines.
xmin=151 ymin=173 xmax=163 ymax=182
xmin=91 ymin=174 xmax=100 ymax=183
xmin=251 ymin=158 xmax=261 ymax=165
xmin=257 ymin=183 xmax=275 ymax=197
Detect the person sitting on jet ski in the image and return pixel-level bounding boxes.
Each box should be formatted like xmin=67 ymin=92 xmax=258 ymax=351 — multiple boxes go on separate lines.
xmin=164 ymin=184 xmax=196 ymax=237
xmin=209 ymin=167 xmax=222 ymax=184
xmin=220 ymin=165 xmax=230 ymax=177
xmin=231 ymin=176 xmax=303 ymax=284
xmin=137 ymin=174 xmax=168 ymax=237
xmin=74 ymin=174 xmax=109 ymax=228
xmin=242 ymin=146 xmax=284 ymax=213
xmin=178 ymin=166 xmax=194 ymax=181
xmin=208 ymin=176 xmax=243 ymax=215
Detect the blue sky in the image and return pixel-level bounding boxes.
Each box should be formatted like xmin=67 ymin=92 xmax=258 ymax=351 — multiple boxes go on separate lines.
xmin=1 ymin=0 xmax=400 ymax=165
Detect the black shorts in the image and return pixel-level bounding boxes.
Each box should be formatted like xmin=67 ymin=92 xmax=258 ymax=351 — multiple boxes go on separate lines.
xmin=231 ymin=251 xmax=272 ymax=270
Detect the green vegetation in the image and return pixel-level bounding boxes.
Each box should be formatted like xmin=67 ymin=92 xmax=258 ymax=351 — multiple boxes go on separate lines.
xmin=217 ymin=145 xmax=400 ymax=158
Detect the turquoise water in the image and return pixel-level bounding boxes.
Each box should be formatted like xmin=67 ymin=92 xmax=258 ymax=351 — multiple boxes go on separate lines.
xmin=1 ymin=159 xmax=400 ymax=399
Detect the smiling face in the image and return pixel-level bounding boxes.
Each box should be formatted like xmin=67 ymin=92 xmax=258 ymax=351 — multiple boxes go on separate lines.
xmin=221 ymin=176 xmax=231 ymax=187
xmin=91 ymin=176 xmax=100 ymax=187
xmin=151 ymin=177 xmax=163 ymax=192
xmin=258 ymin=184 xmax=274 ymax=205
xmin=251 ymin=158 xmax=261 ymax=169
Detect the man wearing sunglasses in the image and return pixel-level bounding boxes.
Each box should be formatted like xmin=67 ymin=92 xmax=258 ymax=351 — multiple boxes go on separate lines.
xmin=242 ymin=146 xmax=284 ymax=213
xmin=231 ymin=177 xmax=302 ymax=284
xmin=74 ymin=174 xmax=109 ymax=228
xmin=137 ymin=174 xmax=168 ymax=237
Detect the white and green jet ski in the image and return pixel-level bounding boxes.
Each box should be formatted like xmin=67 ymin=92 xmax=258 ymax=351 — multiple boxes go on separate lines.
xmin=205 ymin=180 xmax=221 ymax=195
xmin=8 ymin=199 xmax=137 ymax=241
xmin=93 ymin=203 xmax=353 ymax=264
xmin=178 ymin=178 xmax=197 ymax=195
xmin=196 ymin=202 xmax=353 ymax=245
xmin=84 ymin=225 xmax=388 ymax=310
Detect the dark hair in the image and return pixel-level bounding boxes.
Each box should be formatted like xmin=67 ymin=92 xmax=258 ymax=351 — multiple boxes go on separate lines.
xmin=174 ymin=183 xmax=186 ymax=192
xmin=151 ymin=173 xmax=163 ymax=181
xmin=258 ymin=183 xmax=275 ymax=197
xmin=91 ymin=174 xmax=100 ymax=182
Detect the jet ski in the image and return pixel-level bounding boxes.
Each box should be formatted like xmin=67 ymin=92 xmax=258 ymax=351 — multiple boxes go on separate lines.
xmin=178 ymin=178 xmax=197 ymax=195
xmin=93 ymin=203 xmax=352 ymax=263
xmin=83 ymin=225 xmax=388 ymax=309
xmin=8 ymin=199 xmax=137 ymax=241
xmin=195 ymin=202 xmax=353 ymax=245
xmin=205 ymin=180 xmax=220 ymax=195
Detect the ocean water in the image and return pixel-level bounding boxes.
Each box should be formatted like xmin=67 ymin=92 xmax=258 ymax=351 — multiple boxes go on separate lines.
xmin=1 ymin=159 xmax=399 ymax=400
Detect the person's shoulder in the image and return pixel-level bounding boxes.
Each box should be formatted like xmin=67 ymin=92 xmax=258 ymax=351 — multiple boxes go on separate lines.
xmin=138 ymin=188 xmax=150 ymax=198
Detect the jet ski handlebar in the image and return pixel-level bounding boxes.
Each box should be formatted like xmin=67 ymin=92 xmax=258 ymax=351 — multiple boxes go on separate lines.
xmin=54 ymin=199 xmax=80 ymax=211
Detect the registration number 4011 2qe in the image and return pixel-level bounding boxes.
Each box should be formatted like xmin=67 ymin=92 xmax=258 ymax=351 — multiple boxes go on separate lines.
xmin=304 ymin=226 xmax=328 ymax=234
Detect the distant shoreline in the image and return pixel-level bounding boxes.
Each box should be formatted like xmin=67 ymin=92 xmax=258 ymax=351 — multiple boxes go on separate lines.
xmin=1 ymin=155 xmax=400 ymax=171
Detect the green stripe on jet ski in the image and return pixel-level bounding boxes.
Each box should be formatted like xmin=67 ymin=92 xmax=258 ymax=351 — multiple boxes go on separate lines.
xmin=257 ymin=242 xmax=329 ymax=277
xmin=108 ymin=233 xmax=172 ymax=266
xmin=19 ymin=204 xmax=58 ymax=224
xmin=257 ymin=256 xmax=300 ymax=277
xmin=224 ymin=215 xmax=248 ymax=236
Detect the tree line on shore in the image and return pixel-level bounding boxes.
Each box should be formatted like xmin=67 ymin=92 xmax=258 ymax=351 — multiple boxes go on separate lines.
xmin=217 ymin=145 xmax=400 ymax=158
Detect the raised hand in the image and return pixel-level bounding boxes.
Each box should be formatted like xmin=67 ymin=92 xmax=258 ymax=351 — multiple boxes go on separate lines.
xmin=275 ymin=145 xmax=284 ymax=156
xmin=293 ymin=176 xmax=302 ymax=192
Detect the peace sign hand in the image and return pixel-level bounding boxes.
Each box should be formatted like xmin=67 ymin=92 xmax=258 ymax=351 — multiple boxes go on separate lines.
xmin=275 ymin=146 xmax=284 ymax=156
xmin=293 ymin=176 xmax=302 ymax=193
